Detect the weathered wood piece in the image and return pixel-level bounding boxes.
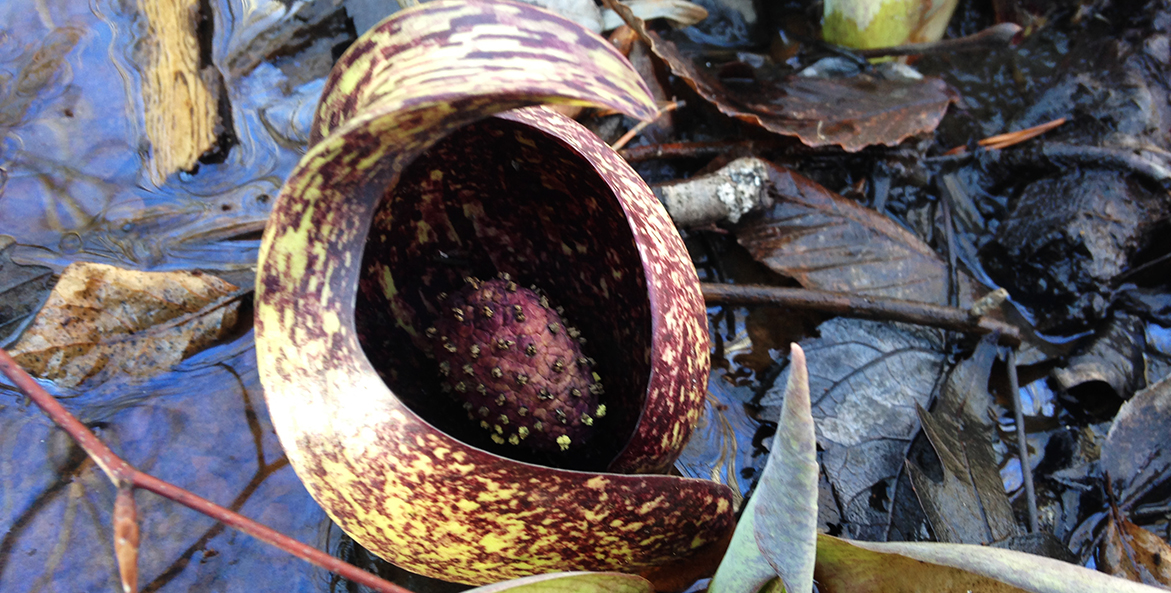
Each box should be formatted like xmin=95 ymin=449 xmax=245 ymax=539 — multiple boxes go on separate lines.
xmin=137 ymin=0 xmax=220 ymax=185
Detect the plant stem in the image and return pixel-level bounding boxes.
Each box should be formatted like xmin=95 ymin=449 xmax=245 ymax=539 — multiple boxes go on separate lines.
xmin=0 ymin=348 xmax=412 ymax=593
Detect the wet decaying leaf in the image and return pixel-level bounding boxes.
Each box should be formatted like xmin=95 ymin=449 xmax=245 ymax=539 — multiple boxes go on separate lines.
xmin=763 ymin=318 xmax=946 ymax=539
xmin=736 ymin=165 xmax=985 ymax=308
xmin=1099 ymin=509 xmax=1171 ymax=588
xmin=6 ymin=262 xmax=242 ymax=388
xmin=980 ymin=170 xmax=1167 ymax=334
xmin=1102 ymin=376 xmax=1171 ymax=507
xmin=1053 ymin=313 xmax=1147 ymax=403
xmin=908 ymin=337 xmax=1020 ymax=544
xmin=0 ymin=237 xmax=53 ymax=348
xmin=611 ymin=24 xmax=955 ymax=150
xmin=991 ymin=533 xmax=1079 ymax=564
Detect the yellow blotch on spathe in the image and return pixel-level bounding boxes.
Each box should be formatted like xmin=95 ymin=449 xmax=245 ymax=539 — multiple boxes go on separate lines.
xmin=322 ymin=310 xmax=341 ymax=334
xmin=448 ymin=461 xmax=475 ymax=475
xmin=475 ymin=484 xmax=520 ymax=503
xmin=585 ymin=475 xmax=609 ymax=489
xmin=638 ymin=495 xmax=667 ymax=515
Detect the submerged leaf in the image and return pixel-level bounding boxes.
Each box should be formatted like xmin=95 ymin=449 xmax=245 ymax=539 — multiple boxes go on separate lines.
xmin=7 ymin=262 xmax=242 ymax=388
xmin=1052 ymin=313 xmax=1146 ymax=400
xmin=0 ymin=337 xmax=324 ymax=593
xmin=658 ymin=36 xmax=955 ymax=150
xmin=0 ymin=237 xmax=53 ymax=348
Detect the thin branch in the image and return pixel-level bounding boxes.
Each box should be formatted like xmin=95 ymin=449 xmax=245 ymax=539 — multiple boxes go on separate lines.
xmin=700 ymin=283 xmax=1021 ymax=345
xmin=1007 ymin=348 xmax=1039 ymax=533
xmin=0 ymin=348 xmax=412 ymax=593
xmin=854 ymin=23 xmax=1022 ymax=59
xmin=619 ymin=140 xmax=775 ymax=163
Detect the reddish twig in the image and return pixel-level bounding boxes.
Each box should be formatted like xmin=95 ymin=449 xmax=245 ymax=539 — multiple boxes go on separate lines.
xmin=700 ymin=283 xmax=1021 ymax=345
xmin=0 ymin=348 xmax=411 ymax=593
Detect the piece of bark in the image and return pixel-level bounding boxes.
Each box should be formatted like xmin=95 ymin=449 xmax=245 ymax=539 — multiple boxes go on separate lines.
xmin=136 ymin=0 xmax=220 ymax=186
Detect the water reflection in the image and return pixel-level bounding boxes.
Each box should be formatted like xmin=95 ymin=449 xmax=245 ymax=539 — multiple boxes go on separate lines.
xmin=0 ymin=0 xmax=310 ymax=273
xmin=0 ymin=0 xmax=343 ymax=589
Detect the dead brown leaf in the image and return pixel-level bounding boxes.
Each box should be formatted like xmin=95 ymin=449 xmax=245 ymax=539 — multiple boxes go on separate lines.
xmin=656 ymin=43 xmax=958 ymax=152
xmin=736 ymin=165 xmax=985 ymax=308
xmin=7 ymin=262 xmax=242 ymax=388
xmin=1099 ymin=509 xmax=1171 ymax=589
xmin=607 ymin=2 xmax=956 ymax=152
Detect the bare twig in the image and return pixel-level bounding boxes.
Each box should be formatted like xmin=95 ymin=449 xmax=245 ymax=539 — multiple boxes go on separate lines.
xmin=700 ymin=283 xmax=1021 ymax=345
xmin=619 ymin=140 xmax=769 ymax=163
xmin=1007 ymin=348 xmax=1039 ymax=533
xmin=854 ymin=23 xmax=1022 ymax=59
xmin=0 ymin=348 xmax=412 ymax=593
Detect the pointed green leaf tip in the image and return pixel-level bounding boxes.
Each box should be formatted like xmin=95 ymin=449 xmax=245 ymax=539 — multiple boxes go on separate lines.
xmin=754 ymin=344 xmax=817 ymax=593
xmin=710 ymin=344 xmax=817 ymax=593
xmin=467 ymin=571 xmax=652 ymax=593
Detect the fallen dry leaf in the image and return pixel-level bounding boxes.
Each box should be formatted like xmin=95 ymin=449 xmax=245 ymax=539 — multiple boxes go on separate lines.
xmin=7 ymin=262 xmax=242 ymax=388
